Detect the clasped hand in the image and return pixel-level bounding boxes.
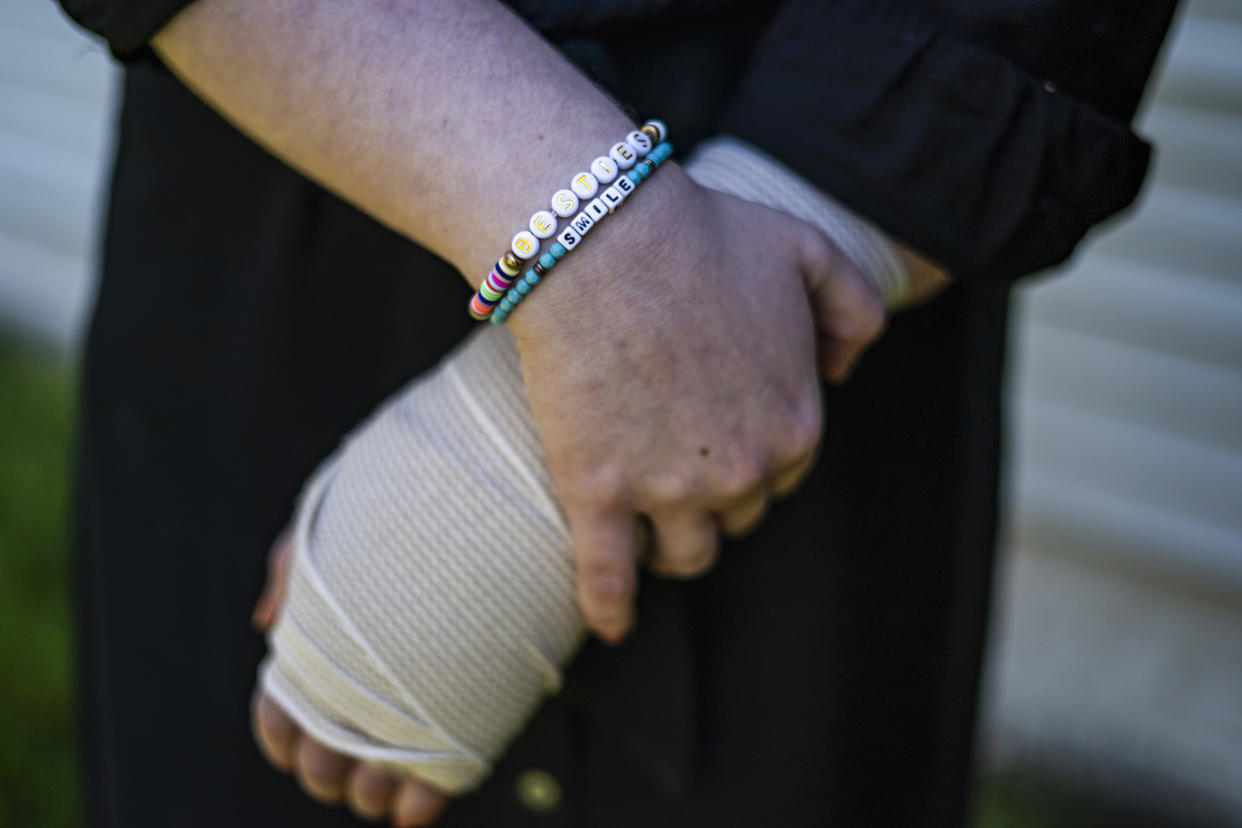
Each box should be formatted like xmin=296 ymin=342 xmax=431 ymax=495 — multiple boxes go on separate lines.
xmin=510 ymin=169 xmax=886 ymax=642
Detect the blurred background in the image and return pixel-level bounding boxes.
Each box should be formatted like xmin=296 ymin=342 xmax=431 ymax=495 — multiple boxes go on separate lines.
xmin=1 ymin=1 xmax=1238 ymax=826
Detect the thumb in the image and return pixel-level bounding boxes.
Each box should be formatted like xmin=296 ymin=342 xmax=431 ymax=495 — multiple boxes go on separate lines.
xmin=799 ymin=230 xmax=887 ymax=382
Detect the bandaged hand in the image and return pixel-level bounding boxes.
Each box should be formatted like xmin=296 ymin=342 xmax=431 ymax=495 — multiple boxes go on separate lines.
xmin=252 ymin=139 xmax=927 ymax=817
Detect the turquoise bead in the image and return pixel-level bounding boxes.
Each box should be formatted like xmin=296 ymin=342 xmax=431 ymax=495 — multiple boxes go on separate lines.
xmin=549 ymin=242 xmax=567 ymax=259
xmin=490 ymin=310 xmax=507 ymax=326
xmin=539 ymin=252 xmax=556 ymax=269
xmin=627 ymin=169 xmax=642 ymax=184
xmin=525 ymin=271 xmax=541 ymax=286
xmin=516 ymin=280 xmax=531 ymax=295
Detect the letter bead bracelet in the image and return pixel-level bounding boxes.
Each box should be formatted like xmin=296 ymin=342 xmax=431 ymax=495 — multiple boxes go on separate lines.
xmin=468 ymin=119 xmax=673 ymax=324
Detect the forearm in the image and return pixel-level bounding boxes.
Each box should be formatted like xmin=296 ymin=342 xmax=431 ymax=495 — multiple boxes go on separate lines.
xmin=151 ymin=0 xmax=653 ymax=287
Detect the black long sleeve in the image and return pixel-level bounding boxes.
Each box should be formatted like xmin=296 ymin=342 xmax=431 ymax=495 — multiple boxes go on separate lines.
xmin=721 ymin=0 xmax=1178 ymax=281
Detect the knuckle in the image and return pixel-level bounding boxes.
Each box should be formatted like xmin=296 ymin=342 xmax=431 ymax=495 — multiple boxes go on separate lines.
xmin=643 ymin=470 xmax=695 ymax=506
xmin=562 ymin=462 xmax=628 ymax=510
xmin=712 ymin=456 xmax=766 ymax=501
xmin=775 ymin=402 xmax=821 ymax=465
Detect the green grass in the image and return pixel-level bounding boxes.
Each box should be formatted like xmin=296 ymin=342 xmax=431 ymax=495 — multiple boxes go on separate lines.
xmin=0 ymin=336 xmax=79 ymax=828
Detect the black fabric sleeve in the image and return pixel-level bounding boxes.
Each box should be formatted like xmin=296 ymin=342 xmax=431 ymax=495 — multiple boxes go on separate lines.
xmin=59 ymin=0 xmax=191 ymax=61
xmin=721 ymin=0 xmax=1172 ymax=282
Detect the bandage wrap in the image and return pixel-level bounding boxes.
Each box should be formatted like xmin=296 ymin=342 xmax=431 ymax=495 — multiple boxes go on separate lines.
xmin=259 ymin=137 xmax=908 ymax=793
xmin=261 ymin=327 xmax=578 ymax=793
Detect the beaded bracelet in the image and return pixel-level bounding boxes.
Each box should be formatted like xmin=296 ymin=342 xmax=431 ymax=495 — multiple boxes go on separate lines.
xmin=468 ymin=119 xmax=671 ymax=324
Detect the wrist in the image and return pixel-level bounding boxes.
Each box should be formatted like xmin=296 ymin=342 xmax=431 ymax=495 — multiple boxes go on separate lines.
xmin=506 ymin=163 xmax=703 ymax=347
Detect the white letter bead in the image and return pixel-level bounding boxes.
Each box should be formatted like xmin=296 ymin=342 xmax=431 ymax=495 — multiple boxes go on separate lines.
xmin=511 ymin=230 xmax=539 ymax=260
xmin=610 ymin=142 xmax=637 ymax=169
xmin=601 ymin=186 xmax=624 ymax=211
xmin=625 ymin=130 xmax=653 ymax=156
xmin=590 ymin=156 xmax=619 ymax=184
xmin=615 ymin=175 xmax=635 ymax=195
xmin=585 ymin=198 xmax=608 ymax=221
xmin=557 ymin=226 xmax=581 ymax=251
xmin=551 ymin=189 xmax=579 ymax=218
xmin=569 ymin=211 xmax=595 ymax=236
xmin=529 ymin=210 xmax=557 ymax=239
xmin=570 ymin=172 xmax=599 ymax=199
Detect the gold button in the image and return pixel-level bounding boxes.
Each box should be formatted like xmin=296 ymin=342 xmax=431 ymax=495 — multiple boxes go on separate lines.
xmin=514 ymin=768 xmax=562 ymax=813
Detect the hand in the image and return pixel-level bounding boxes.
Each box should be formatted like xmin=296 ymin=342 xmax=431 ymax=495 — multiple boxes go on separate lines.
xmin=510 ymin=169 xmax=885 ymax=642
xmin=252 ymin=532 xmax=449 ymax=827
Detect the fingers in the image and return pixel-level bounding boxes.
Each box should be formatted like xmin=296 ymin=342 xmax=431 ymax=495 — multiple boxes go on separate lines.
xmin=252 ymin=688 xmax=300 ymax=771
xmin=800 ymin=231 xmax=887 ymax=383
xmin=391 ymin=777 xmax=448 ymax=828
xmin=716 ymin=492 xmax=768 ymax=537
xmin=566 ymin=506 xmax=640 ymax=644
xmin=252 ymin=527 xmax=294 ymax=631
xmin=346 ymin=763 xmax=398 ymax=823
xmin=648 ymin=511 xmax=719 ymax=576
xmin=771 ymin=454 xmax=814 ymax=499
xmin=253 ymin=685 xmax=447 ymax=824
xmin=294 ymin=736 xmax=353 ymax=805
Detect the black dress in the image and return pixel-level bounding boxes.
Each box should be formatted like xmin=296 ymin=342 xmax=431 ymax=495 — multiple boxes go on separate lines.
xmin=61 ymin=0 xmax=1175 ymax=825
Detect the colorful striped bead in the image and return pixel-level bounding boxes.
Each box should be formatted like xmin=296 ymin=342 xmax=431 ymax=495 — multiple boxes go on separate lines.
xmin=468 ymin=295 xmax=492 ymax=320
xmin=479 ymin=281 xmax=504 ymax=302
xmin=486 ymin=270 xmax=512 ymax=292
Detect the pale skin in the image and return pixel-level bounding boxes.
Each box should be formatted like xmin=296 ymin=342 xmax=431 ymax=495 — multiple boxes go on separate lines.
xmin=152 ymin=0 xmax=948 ymax=823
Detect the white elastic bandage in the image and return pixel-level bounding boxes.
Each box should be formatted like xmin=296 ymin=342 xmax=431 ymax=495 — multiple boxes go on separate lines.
xmin=686 ymin=136 xmax=910 ymax=306
xmin=259 ymin=137 xmax=906 ymax=793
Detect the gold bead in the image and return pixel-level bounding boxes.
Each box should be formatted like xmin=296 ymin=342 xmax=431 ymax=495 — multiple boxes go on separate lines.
xmin=533 ymin=261 xmax=547 ymax=276
xmin=640 ymin=124 xmax=660 ymax=143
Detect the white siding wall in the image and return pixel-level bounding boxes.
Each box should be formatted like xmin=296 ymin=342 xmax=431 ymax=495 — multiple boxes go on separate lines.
xmin=0 ymin=1 xmax=116 ymax=347
xmin=984 ymin=1 xmax=1242 ymax=822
